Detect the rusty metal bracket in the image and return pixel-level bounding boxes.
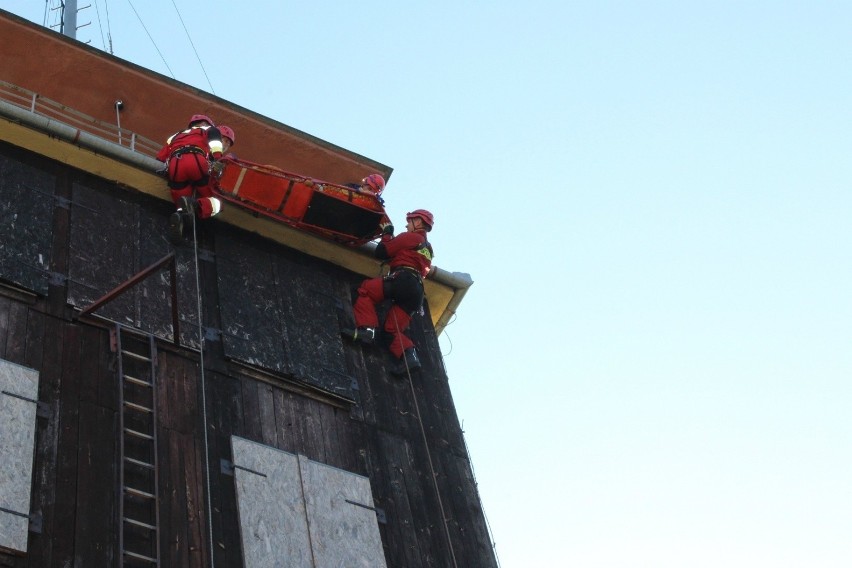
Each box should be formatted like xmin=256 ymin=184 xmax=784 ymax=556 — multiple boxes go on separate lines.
xmin=29 ymin=511 xmax=42 ymax=534
xmin=204 ymin=327 xmax=222 ymax=342
xmin=345 ymin=499 xmax=387 ymax=524
xmin=48 ymin=272 xmax=67 ymax=286
xmin=76 ymin=252 xmax=182 ymax=345
xmin=220 ymin=458 xmax=267 ymax=478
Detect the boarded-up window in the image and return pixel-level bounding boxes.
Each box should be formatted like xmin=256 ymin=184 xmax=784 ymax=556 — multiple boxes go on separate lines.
xmin=231 ymin=436 xmax=386 ymax=568
xmin=0 ymin=359 xmax=39 ymax=553
xmin=216 ymin=231 xmax=353 ymax=399
xmin=67 ymin=182 xmax=200 ymax=345
xmin=0 ymin=154 xmax=54 ymax=294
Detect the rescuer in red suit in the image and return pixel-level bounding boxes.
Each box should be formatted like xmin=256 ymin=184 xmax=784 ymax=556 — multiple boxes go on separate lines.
xmin=343 ymin=173 xmax=386 ymax=204
xmin=156 ymin=115 xmax=234 ymax=242
xmin=342 ymin=209 xmax=435 ymax=376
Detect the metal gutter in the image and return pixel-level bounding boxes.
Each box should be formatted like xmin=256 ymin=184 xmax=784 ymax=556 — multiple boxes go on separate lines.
xmin=429 ymin=267 xmax=473 ymax=332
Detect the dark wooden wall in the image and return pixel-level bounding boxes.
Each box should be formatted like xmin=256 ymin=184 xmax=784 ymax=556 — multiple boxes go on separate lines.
xmin=0 ymin=142 xmax=496 ymax=567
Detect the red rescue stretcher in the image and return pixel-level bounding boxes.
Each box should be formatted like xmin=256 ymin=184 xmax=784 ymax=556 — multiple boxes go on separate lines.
xmin=214 ymin=157 xmax=389 ymax=246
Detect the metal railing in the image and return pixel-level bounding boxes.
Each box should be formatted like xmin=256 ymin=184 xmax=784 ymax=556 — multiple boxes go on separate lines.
xmin=0 ymin=79 xmax=161 ymax=158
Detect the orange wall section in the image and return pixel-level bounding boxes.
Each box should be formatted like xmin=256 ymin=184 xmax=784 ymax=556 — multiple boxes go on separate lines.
xmin=0 ymin=9 xmax=391 ymax=185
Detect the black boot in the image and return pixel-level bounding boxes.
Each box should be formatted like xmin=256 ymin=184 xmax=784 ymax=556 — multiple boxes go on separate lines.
xmin=168 ymin=210 xmax=184 ymax=244
xmin=340 ymin=326 xmax=375 ymax=345
xmin=178 ymin=195 xmax=197 ymax=216
xmin=391 ymin=348 xmax=421 ymax=376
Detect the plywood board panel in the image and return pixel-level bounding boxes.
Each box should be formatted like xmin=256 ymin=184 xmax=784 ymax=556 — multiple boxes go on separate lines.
xmin=0 ymin=359 xmax=39 ymax=552
xmin=299 ymin=455 xmax=387 ymax=568
xmin=231 ymin=437 xmax=312 ymax=568
xmin=231 ymin=436 xmax=387 ymax=568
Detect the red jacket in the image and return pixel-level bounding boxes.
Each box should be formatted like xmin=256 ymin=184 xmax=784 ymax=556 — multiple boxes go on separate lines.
xmin=377 ymin=230 xmax=433 ymax=278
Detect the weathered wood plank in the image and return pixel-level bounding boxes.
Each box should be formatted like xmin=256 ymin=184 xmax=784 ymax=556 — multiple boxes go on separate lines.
xmin=160 ymin=429 xmax=191 ymax=567
xmin=205 ymin=371 xmax=244 ymax=567
xmin=159 ymin=426 xmax=210 ymax=568
xmin=95 ymin=326 xmax=117 ymax=412
xmin=239 ymin=377 xmax=262 ymax=441
xmin=77 ymin=324 xmax=101 ymax=405
xmin=321 ymin=402 xmax=360 ymax=474
xmin=184 ymin=434 xmax=209 ymax=568
xmin=50 ymin=322 xmax=82 ymax=566
xmin=256 ymin=382 xmax=278 ymax=448
xmin=445 ymin=451 xmax=499 ymax=568
xmin=0 ymin=551 xmax=26 ymax=567
xmin=374 ymin=430 xmax=423 ymax=568
xmin=74 ymin=400 xmax=117 ymax=566
xmin=274 ymin=390 xmax=304 ymax=455
xmin=3 ymin=301 xmax=29 ymax=365
xmin=25 ymin=311 xmax=59 ymax=567
xmin=23 ymin=309 xmax=46 ymax=380
xmin=0 ymin=296 xmax=11 ymax=360
xmin=299 ymin=397 xmax=327 ymax=464
xmin=386 ymin=414 xmax=458 ymax=568
xmin=157 ymin=350 xmax=198 ymax=434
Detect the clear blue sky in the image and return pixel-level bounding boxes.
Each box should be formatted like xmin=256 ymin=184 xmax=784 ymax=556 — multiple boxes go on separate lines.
xmin=7 ymin=2 xmax=852 ymax=566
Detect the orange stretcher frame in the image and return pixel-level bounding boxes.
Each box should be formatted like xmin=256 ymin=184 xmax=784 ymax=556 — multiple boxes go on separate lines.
xmin=214 ymin=157 xmax=389 ymax=246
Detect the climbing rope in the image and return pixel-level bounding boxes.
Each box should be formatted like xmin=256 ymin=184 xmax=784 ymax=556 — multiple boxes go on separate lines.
xmin=391 ymin=309 xmax=459 ymax=568
xmin=188 ymin=212 xmax=216 ymax=568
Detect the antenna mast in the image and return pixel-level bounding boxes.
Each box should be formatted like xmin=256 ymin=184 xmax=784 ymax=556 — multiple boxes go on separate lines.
xmin=62 ymin=0 xmax=78 ymax=39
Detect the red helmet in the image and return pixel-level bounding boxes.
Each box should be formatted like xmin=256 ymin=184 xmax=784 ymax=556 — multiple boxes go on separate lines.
xmin=219 ymin=125 xmax=235 ymax=145
xmin=406 ymin=209 xmax=434 ymax=231
xmin=188 ymin=114 xmax=214 ymax=127
xmin=361 ymin=173 xmax=386 ymax=194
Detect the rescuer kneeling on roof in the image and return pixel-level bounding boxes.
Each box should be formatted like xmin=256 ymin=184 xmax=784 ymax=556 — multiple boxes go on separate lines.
xmin=156 ymin=114 xmax=235 ymax=243
xmin=342 ymin=209 xmax=435 ymax=376
xmin=344 ymin=173 xmax=386 ymax=204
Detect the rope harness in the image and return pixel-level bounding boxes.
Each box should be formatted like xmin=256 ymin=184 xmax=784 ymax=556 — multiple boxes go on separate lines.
xmin=167 ymin=146 xmax=210 ymax=190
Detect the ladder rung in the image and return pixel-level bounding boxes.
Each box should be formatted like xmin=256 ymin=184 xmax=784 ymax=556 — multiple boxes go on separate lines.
xmin=124 ymin=374 xmax=153 ymax=387
xmin=123 ymin=516 xmax=157 ymax=531
xmin=122 ymin=350 xmax=151 ymax=363
xmin=124 ymin=401 xmax=153 ymax=413
xmin=124 ymin=427 xmax=154 ymax=441
xmin=125 ymin=486 xmax=156 ymax=499
xmin=124 ymin=456 xmax=155 ymax=469
xmin=123 ymin=550 xmax=158 ymax=563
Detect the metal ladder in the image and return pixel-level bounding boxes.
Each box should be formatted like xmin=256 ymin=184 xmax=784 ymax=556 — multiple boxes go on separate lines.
xmin=113 ymin=323 xmax=161 ymax=566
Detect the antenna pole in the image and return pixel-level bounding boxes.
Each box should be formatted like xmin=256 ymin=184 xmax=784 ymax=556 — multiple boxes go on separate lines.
xmin=62 ymin=0 xmax=78 ymax=39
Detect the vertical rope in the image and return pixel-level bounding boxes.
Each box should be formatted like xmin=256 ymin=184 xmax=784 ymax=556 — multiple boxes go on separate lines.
xmin=391 ymin=310 xmax=459 ymax=568
xmin=189 ymin=213 xmax=216 ymax=568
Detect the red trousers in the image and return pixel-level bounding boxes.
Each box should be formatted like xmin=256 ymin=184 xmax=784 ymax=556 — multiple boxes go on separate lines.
xmin=167 ymin=153 xmax=218 ymax=219
xmin=353 ymin=276 xmax=414 ymax=359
